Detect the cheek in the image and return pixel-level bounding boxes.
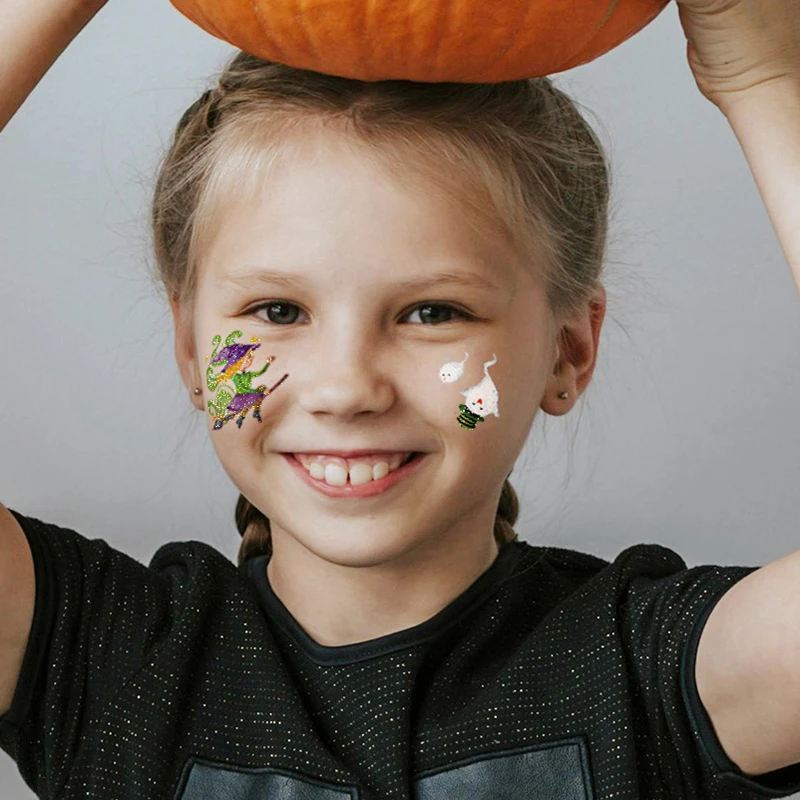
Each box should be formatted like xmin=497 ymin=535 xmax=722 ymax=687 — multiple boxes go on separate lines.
xmin=201 ymin=329 xmax=289 ymax=433
xmin=427 ymin=351 xmax=504 ymax=430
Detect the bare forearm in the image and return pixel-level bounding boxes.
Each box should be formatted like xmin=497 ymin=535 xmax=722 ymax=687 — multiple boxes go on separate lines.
xmin=721 ymin=81 xmax=800 ymax=297
xmin=0 ymin=0 xmax=107 ymax=134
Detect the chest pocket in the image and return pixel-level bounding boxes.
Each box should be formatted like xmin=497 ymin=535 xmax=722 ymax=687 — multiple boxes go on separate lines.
xmin=175 ymin=737 xmax=593 ymax=799
xmin=414 ymin=738 xmax=594 ymax=799
xmin=174 ymin=759 xmax=360 ymax=799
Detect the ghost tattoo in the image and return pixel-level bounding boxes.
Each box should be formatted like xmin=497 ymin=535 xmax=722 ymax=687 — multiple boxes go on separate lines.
xmin=439 ymin=352 xmax=469 ymax=383
xmin=438 ymin=352 xmax=500 ymax=430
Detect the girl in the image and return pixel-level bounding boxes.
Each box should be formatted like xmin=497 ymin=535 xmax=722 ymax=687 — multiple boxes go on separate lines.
xmin=1 ymin=0 xmax=799 ymax=798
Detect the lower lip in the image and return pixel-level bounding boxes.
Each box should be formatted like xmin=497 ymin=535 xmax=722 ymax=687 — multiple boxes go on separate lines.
xmin=283 ymin=452 xmax=429 ymax=498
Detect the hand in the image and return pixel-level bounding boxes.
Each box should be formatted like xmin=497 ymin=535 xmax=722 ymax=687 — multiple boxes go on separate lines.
xmin=674 ymin=0 xmax=800 ymax=111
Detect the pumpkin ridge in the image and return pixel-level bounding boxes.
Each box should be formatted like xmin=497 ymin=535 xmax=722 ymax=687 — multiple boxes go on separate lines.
xmin=249 ymin=0 xmax=290 ymax=67
xmin=168 ymin=0 xmax=672 ymax=82
xmin=598 ymin=0 xmax=623 ymax=32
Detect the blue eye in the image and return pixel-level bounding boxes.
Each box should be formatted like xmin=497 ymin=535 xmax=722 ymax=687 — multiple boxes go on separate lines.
xmin=247 ymin=301 xmax=472 ymax=326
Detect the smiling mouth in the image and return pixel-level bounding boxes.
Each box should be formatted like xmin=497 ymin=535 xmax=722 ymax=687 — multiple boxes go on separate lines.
xmin=283 ymin=452 xmax=428 ymax=499
xmin=293 ymin=452 xmax=416 ymax=484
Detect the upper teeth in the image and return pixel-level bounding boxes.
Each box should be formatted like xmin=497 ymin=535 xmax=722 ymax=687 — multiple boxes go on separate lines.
xmin=295 ymin=453 xmax=413 ymax=486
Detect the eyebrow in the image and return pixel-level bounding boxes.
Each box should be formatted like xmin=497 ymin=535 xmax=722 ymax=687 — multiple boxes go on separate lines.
xmin=216 ymin=267 xmax=508 ymax=295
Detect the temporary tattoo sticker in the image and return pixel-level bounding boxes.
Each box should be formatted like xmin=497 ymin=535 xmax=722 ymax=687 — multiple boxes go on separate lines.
xmin=439 ymin=352 xmax=500 ymax=430
xmin=439 ymin=351 xmax=469 ymax=383
xmin=205 ymin=330 xmax=289 ymax=430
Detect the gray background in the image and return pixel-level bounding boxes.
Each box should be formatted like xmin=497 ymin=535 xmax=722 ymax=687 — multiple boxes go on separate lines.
xmin=2 ymin=0 xmax=800 ymax=795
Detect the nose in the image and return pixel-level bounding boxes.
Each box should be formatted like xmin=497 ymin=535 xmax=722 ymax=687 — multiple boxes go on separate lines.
xmin=295 ymin=328 xmax=395 ymax=420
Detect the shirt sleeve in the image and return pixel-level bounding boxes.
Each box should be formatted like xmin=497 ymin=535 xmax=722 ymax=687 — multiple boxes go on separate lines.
xmin=618 ymin=544 xmax=800 ymax=799
xmin=0 ymin=509 xmax=174 ymax=799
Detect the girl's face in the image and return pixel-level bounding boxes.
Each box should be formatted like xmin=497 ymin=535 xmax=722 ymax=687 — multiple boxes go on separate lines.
xmin=172 ymin=132 xmax=605 ymax=568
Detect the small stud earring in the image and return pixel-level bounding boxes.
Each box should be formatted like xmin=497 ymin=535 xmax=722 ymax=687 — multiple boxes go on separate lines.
xmin=557 ymin=391 xmax=569 ymax=400
xmin=194 ymin=388 xmax=202 ymax=395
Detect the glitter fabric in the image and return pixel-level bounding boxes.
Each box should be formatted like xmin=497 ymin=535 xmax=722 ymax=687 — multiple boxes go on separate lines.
xmin=3 ymin=509 xmax=800 ymax=799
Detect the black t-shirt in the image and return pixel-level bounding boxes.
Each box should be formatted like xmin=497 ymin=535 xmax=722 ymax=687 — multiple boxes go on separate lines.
xmin=2 ymin=509 xmax=800 ymax=799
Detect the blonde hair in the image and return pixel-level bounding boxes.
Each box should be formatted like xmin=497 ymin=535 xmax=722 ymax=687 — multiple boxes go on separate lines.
xmin=150 ymin=51 xmax=612 ymax=566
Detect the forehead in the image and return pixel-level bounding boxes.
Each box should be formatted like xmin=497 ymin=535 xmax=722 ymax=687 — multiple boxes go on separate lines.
xmin=202 ymin=135 xmax=525 ymax=296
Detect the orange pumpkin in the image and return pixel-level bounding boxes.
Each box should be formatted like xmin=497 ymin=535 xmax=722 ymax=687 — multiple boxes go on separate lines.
xmin=169 ymin=0 xmax=671 ymax=83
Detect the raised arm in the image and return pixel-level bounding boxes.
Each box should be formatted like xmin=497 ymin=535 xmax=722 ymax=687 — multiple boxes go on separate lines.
xmin=674 ymin=0 xmax=800 ymax=293
xmin=0 ymin=0 xmax=108 ymax=133
xmin=721 ymin=81 xmax=800 ymax=294
xmin=0 ymin=502 xmax=34 ymax=717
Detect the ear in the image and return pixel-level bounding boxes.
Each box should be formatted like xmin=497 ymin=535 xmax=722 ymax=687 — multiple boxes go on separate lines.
xmin=541 ymin=284 xmax=607 ymax=416
xmin=169 ymin=293 xmax=204 ymax=411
